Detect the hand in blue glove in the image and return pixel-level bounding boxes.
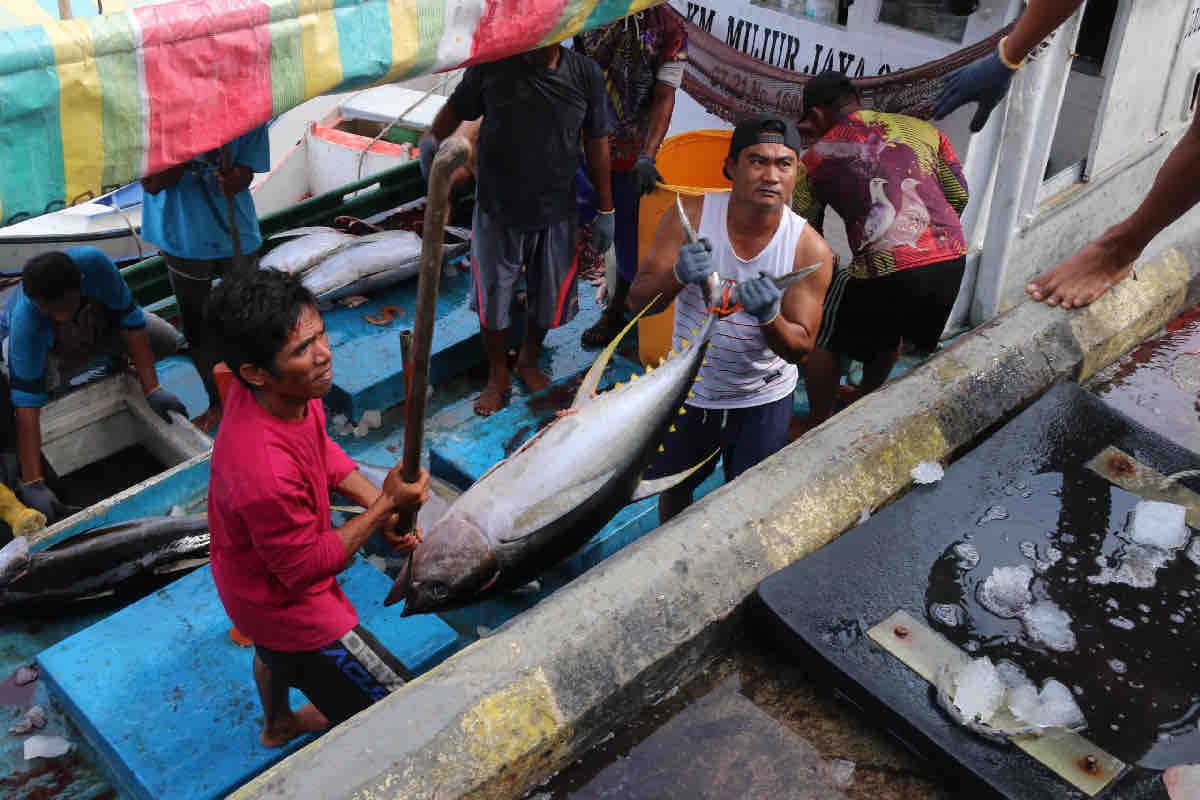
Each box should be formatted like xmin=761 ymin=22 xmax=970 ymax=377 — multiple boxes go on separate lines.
xmin=737 ymin=272 xmax=783 ymax=325
xmin=591 ymin=209 xmax=616 ymax=253
xmin=418 ymin=136 xmax=438 ymax=180
xmin=632 ymin=154 xmax=663 ymax=196
xmin=17 ymin=479 xmax=72 ymax=523
xmin=147 ymin=386 xmax=187 ymax=423
xmin=674 ymin=238 xmax=715 ymax=286
xmin=932 ymin=45 xmax=1019 ymax=133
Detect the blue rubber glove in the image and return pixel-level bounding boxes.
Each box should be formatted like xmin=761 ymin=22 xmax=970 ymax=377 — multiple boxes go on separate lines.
xmin=737 ymin=272 xmax=783 ymax=325
xmin=147 ymin=386 xmax=187 ymax=423
xmin=932 ymin=47 xmax=1018 ymax=133
xmin=632 ymin=154 xmax=663 ymax=196
xmin=17 ymin=479 xmax=72 ymax=523
xmin=674 ymin=238 xmax=715 ymax=286
xmin=591 ymin=209 xmax=616 ymax=253
xmin=418 ymin=136 xmax=438 ymax=180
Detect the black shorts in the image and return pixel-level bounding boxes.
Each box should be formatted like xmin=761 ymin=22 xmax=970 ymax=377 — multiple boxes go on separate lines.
xmin=254 ymin=625 xmax=411 ymax=725
xmin=642 ymin=395 xmax=793 ymax=495
xmin=816 ymin=257 xmax=965 ymax=362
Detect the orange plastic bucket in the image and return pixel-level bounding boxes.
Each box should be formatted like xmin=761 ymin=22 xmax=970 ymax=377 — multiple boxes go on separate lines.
xmin=636 ymin=130 xmax=732 ymax=366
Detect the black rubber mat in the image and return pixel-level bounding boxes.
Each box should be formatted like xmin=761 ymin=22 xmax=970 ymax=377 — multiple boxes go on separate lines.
xmin=755 ymin=383 xmax=1198 ymax=799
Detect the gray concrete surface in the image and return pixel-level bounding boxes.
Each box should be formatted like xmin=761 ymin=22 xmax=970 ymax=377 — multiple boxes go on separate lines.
xmin=232 ymin=243 xmax=1200 ymax=800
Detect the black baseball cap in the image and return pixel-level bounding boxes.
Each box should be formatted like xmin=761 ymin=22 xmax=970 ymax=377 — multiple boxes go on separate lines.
xmin=801 ymin=70 xmax=856 ymax=116
xmin=727 ymin=112 xmax=804 ymax=166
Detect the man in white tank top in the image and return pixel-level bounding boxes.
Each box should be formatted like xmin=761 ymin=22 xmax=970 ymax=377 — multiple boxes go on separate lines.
xmin=628 ymin=113 xmax=835 ymax=522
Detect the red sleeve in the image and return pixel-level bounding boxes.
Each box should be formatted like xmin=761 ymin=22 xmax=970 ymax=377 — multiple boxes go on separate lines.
xmin=243 ymin=461 xmax=347 ymax=592
xmin=324 ymin=433 xmax=357 ymax=488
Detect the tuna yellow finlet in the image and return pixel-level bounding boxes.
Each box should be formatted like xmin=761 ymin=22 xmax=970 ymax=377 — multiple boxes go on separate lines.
xmin=658 ymin=444 xmax=665 ymax=453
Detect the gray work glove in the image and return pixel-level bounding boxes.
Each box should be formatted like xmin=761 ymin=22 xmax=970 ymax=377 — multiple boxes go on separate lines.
xmin=591 ymin=209 xmax=616 ymax=253
xmin=932 ymin=47 xmax=1018 ymax=133
xmin=737 ymin=272 xmax=783 ymax=325
xmin=18 ymin=479 xmax=72 ymax=523
xmin=418 ymin=136 xmax=438 ymax=180
xmin=147 ymin=386 xmax=187 ymax=423
xmin=674 ymin=238 xmax=715 ymax=287
xmin=632 ymin=154 xmax=663 ymax=196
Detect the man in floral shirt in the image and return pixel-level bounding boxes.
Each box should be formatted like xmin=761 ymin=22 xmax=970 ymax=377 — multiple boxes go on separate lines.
xmin=575 ymin=6 xmax=688 ymax=347
xmin=793 ymin=70 xmax=968 ymax=427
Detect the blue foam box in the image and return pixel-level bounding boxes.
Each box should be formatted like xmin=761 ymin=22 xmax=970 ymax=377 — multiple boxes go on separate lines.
xmin=37 ymin=558 xmax=461 ymax=800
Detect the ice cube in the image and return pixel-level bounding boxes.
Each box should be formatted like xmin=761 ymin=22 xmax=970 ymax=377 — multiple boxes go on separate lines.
xmin=8 ymin=705 xmax=46 ymax=735
xmin=929 ymin=603 xmax=963 ymax=628
xmin=23 ymin=735 xmax=70 ymax=759
xmin=1108 ymin=616 xmax=1136 ymax=630
xmin=1108 ymin=658 xmax=1127 ymax=674
xmin=14 ymin=664 xmax=37 ymax=685
xmin=1007 ymin=678 xmax=1084 ymax=729
xmin=953 ymin=541 xmax=980 ymax=570
xmin=352 ymin=422 xmax=370 ymax=438
xmin=334 ymin=421 xmax=353 ymax=436
xmin=360 ymin=409 xmax=383 ymax=430
xmin=911 ymin=461 xmax=944 ymax=484
xmin=1021 ymin=599 xmax=1077 ymax=652
xmin=1188 ymin=537 xmax=1200 ymax=567
xmin=1088 ymin=544 xmax=1173 ymax=589
xmin=978 ymin=565 xmax=1034 ymax=618
xmin=977 ymin=505 xmax=1009 ymax=525
xmin=952 ymin=657 xmax=1005 ymax=723
xmin=1128 ymin=500 xmax=1189 ymax=551
xmin=1019 ymin=541 xmax=1038 ymax=560
xmin=823 ymin=758 xmax=856 ymax=789
xmin=1033 ymin=679 xmax=1085 ymax=728
xmin=994 ymin=659 xmax=1030 ymax=689
xmin=332 ymin=414 xmax=348 ymax=427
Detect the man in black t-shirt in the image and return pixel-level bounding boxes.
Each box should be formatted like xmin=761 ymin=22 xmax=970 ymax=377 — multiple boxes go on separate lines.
xmin=421 ymin=45 xmax=614 ymax=416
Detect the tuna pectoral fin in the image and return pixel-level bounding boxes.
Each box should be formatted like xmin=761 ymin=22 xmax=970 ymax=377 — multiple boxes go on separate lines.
xmin=629 ymin=449 xmax=720 ymax=502
xmin=571 ymin=294 xmax=662 ymax=411
xmin=153 ymin=557 xmax=211 ymax=575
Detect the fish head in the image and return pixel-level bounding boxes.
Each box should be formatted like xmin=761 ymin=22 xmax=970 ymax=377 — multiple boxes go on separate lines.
xmin=392 ymin=511 xmax=499 ymax=616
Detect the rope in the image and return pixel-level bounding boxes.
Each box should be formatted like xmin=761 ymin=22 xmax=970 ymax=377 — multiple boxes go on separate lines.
xmin=354 ymin=72 xmax=459 ymax=184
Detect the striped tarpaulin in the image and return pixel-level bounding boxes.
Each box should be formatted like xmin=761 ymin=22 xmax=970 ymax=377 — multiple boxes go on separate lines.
xmin=0 ymin=0 xmax=660 ymax=225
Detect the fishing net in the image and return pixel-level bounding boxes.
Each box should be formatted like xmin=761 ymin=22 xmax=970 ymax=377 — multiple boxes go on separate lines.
xmin=674 ymin=6 xmax=1013 ymax=129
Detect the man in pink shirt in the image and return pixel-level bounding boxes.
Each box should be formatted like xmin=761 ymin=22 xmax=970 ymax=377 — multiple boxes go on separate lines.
xmin=205 ymin=268 xmax=430 ymax=747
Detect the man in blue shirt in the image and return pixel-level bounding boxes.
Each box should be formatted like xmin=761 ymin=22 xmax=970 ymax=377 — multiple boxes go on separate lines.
xmin=0 ymin=247 xmax=186 ymax=521
xmin=140 ymin=126 xmax=270 ymax=432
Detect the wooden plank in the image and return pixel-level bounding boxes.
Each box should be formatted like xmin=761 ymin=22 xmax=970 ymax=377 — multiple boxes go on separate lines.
xmin=868 ymin=610 xmax=1125 ymax=797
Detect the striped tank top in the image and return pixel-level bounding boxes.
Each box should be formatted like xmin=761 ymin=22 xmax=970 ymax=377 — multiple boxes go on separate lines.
xmin=672 ymin=191 xmax=806 ymax=410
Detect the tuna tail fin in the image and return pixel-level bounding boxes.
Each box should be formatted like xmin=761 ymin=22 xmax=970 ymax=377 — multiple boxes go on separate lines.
xmin=629 ymin=449 xmax=720 ymax=502
xmin=571 ymin=294 xmax=662 ymax=410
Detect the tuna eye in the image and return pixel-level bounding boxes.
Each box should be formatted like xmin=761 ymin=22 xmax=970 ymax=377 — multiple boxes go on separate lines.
xmin=430 ymin=583 xmax=449 ymax=600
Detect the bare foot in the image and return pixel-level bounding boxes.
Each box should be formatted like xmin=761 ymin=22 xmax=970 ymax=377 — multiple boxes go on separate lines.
xmin=260 ymin=703 xmax=329 ymax=748
xmin=474 ymin=377 xmax=511 ymax=417
xmin=1025 ymin=239 xmax=1136 ymax=309
xmin=191 ymin=405 xmax=223 ymax=433
xmin=515 ymin=362 xmax=551 ymax=393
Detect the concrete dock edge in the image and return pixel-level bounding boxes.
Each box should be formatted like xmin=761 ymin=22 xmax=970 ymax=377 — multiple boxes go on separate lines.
xmin=232 ymin=245 xmax=1200 ymax=800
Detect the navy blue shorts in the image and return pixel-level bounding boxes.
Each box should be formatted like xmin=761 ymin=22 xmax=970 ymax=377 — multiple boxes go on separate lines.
xmin=254 ymin=624 xmax=410 ymax=725
xmin=643 ymin=394 xmax=794 ymax=494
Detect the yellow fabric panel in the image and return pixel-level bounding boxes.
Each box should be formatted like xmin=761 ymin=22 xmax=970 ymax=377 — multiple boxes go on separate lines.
xmin=3 ymin=0 xmax=53 ymax=26
xmin=383 ymin=0 xmax=418 ymax=82
xmin=47 ymin=19 xmax=105 ymax=207
xmin=300 ymin=0 xmax=342 ymax=97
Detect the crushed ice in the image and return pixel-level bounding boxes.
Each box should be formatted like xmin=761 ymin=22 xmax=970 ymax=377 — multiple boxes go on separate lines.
xmin=1007 ymin=678 xmax=1085 ymax=729
xmin=950 ymin=657 xmax=1006 ymax=723
xmin=1091 ymin=500 xmax=1192 ymax=589
xmin=23 ymin=735 xmax=70 ymax=759
xmin=977 ymin=505 xmax=1009 ymax=525
xmin=1108 ymin=658 xmax=1127 ymax=674
xmin=947 ymin=657 xmax=1085 ymax=734
xmin=1020 ymin=599 xmax=1077 ymax=652
xmin=911 ymin=461 xmax=944 ymax=485
xmin=953 ymin=541 xmax=980 ymax=570
xmin=929 ymin=603 xmax=963 ymax=628
xmin=977 ymin=565 xmax=1034 ymax=618
xmin=1108 ymin=616 xmax=1136 ymax=630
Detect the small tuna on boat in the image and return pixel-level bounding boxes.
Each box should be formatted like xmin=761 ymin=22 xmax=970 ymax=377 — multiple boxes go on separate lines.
xmin=259 ymin=228 xmax=356 ymax=277
xmin=301 ymin=229 xmax=425 ymax=302
xmin=0 ymin=516 xmax=210 ymax=610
